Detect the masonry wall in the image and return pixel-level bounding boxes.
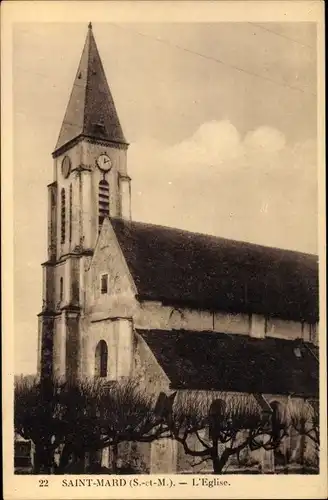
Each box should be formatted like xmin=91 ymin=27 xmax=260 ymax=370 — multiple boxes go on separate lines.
xmin=82 ymin=318 xmax=121 ymax=379
xmin=52 ymin=312 xmax=66 ymax=379
xmin=133 ymin=301 xmax=316 ymax=343
xmin=132 ymin=333 xmax=170 ymax=394
xmin=84 ymin=219 xmax=137 ymax=319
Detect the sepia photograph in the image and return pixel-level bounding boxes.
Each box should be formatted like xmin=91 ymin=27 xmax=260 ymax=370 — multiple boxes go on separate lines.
xmin=2 ymin=1 xmax=326 ymax=498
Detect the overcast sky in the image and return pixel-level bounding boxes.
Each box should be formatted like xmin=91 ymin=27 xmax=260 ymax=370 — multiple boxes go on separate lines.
xmin=13 ymin=22 xmax=318 ymax=374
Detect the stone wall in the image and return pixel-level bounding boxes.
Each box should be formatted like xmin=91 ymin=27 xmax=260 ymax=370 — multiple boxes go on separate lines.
xmin=85 ymin=218 xmax=137 ymax=317
xmin=266 ymin=318 xmax=303 ymax=340
xmin=53 ymin=139 xmax=129 ymax=256
xmin=132 ymin=332 xmax=170 ymax=394
xmin=150 ymin=439 xmax=177 ymax=473
xmin=134 ymin=300 xmax=315 ymax=343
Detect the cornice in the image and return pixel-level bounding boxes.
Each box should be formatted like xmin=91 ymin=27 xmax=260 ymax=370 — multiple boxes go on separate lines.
xmin=52 ymin=134 xmax=129 ymax=158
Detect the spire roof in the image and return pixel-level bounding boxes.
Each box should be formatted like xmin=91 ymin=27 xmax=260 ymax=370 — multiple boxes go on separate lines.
xmin=54 ymin=23 xmax=127 ymax=155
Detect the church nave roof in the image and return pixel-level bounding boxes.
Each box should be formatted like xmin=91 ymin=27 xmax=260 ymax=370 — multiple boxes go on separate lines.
xmin=138 ymin=329 xmax=319 ymax=396
xmin=110 ymin=218 xmax=319 ymax=324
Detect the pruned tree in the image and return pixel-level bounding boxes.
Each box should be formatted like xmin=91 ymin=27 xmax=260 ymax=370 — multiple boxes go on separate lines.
xmin=287 ymin=398 xmax=319 ymax=471
xmin=288 ymin=399 xmax=319 ymax=448
xmin=168 ymin=391 xmax=288 ymax=474
xmin=14 ymin=376 xmax=169 ymax=474
xmin=56 ymin=378 xmax=170 ymax=472
xmin=14 ymin=375 xmax=64 ymax=473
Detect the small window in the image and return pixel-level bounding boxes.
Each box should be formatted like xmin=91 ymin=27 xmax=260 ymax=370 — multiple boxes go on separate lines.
xmin=294 ymin=347 xmax=302 ymax=358
xmin=93 ymin=123 xmax=105 ymax=135
xmin=60 ymin=277 xmax=64 ymax=302
xmin=100 ymin=274 xmax=108 ymax=294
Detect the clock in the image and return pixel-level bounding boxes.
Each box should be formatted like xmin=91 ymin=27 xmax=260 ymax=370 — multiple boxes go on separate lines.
xmin=61 ymin=156 xmax=71 ymax=178
xmin=96 ymin=153 xmax=112 ymax=172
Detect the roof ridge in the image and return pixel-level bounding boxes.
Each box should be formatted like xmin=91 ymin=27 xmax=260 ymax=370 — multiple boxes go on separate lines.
xmin=110 ymin=217 xmax=318 ymax=259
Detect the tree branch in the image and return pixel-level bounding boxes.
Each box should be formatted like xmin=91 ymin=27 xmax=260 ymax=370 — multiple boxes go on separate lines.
xmin=192 ymin=456 xmax=209 ymax=467
xmin=174 ymin=435 xmax=209 ymax=458
xmin=195 ymin=430 xmax=210 ymax=450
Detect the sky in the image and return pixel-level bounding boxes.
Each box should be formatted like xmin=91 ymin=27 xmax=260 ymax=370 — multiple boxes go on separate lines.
xmin=13 ymin=22 xmax=318 ymax=374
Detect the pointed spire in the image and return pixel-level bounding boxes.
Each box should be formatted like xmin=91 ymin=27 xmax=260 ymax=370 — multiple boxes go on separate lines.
xmin=54 ymin=23 xmax=127 ymax=156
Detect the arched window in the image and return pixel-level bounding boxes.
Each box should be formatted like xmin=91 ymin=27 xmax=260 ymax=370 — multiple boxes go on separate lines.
xmin=95 ymin=340 xmax=108 ymax=378
xmin=61 ymin=188 xmax=66 ymax=244
xmin=69 ymin=183 xmax=72 ymax=243
xmin=98 ymin=180 xmax=109 ymax=230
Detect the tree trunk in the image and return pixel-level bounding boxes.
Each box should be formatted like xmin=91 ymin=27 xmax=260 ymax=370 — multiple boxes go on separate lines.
xmin=57 ymin=443 xmax=73 ymax=473
xmin=211 ymin=438 xmax=230 ymax=474
xmin=212 ymin=449 xmax=230 ymax=474
xmin=300 ymin=434 xmax=306 ymax=473
xmin=112 ymin=443 xmax=118 ymax=473
xmin=34 ymin=442 xmax=53 ymax=474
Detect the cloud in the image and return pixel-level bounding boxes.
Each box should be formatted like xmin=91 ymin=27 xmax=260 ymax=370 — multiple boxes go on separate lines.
xmin=244 ymin=126 xmax=286 ymax=152
xmin=128 ymin=121 xmax=317 ymax=253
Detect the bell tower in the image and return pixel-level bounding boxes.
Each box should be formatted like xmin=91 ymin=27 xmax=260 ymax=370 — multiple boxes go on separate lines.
xmin=38 ymin=23 xmax=130 ymax=380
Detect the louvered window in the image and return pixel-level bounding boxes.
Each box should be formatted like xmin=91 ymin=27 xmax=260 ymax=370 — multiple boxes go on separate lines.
xmin=61 ymin=188 xmax=66 ymax=244
xmin=98 ymin=179 xmax=109 ymax=229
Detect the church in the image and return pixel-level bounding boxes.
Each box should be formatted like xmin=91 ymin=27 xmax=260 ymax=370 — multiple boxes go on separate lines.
xmin=38 ymin=23 xmax=319 ymax=473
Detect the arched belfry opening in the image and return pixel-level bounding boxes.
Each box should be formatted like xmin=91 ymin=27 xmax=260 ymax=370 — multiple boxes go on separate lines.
xmin=69 ymin=183 xmax=73 ymax=243
xmin=61 ymin=188 xmax=66 ymax=243
xmin=98 ymin=179 xmax=110 ymax=229
xmin=95 ymin=340 xmax=108 ymax=378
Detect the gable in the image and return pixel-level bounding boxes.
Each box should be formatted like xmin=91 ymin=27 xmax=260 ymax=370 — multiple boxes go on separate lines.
xmin=85 ymin=218 xmax=137 ymax=317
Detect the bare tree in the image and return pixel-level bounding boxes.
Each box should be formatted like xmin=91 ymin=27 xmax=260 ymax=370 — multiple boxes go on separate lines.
xmin=14 ymin=376 xmax=169 ymax=474
xmin=287 ymin=398 xmax=319 ymax=471
xmin=288 ymin=399 xmax=319 ymax=448
xmin=14 ymin=375 xmax=63 ymax=473
xmin=56 ymin=378 xmax=170 ymax=472
xmin=168 ymin=391 xmax=288 ymax=474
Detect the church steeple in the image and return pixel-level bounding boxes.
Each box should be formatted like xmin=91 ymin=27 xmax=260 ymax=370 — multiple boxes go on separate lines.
xmin=38 ymin=21 xmax=131 ymax=383
xmin=54 ymin=22 xmax=127 ymax=157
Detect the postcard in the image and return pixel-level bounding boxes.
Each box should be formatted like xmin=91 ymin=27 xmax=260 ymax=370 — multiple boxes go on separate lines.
xmin=2 ymin=1 xmax=326 ymax=498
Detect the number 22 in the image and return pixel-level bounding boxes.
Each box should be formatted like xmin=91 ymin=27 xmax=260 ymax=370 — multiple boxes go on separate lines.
xmin=38 ymin=479 xmax=49 ymax=487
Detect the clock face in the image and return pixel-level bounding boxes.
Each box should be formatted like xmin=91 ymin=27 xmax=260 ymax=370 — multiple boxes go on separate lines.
xmin=97 ymin=153 xmax=112 ymax=172
xmin=61 ymin=156 xmax=71 ymax=178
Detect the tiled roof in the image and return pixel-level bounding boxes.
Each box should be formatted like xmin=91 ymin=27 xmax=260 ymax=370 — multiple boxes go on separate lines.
xmin=137 ymin=329 xmax=319 ymax=397
xmin=111 ymin=218 xmax=319 ymax=323
xmin=54 ymin=23 xmax=126 ymax=155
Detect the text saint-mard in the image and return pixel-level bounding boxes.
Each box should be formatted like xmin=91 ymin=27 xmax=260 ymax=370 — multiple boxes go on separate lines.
xmin=62 ymin=479 xmax=127 ymax=487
